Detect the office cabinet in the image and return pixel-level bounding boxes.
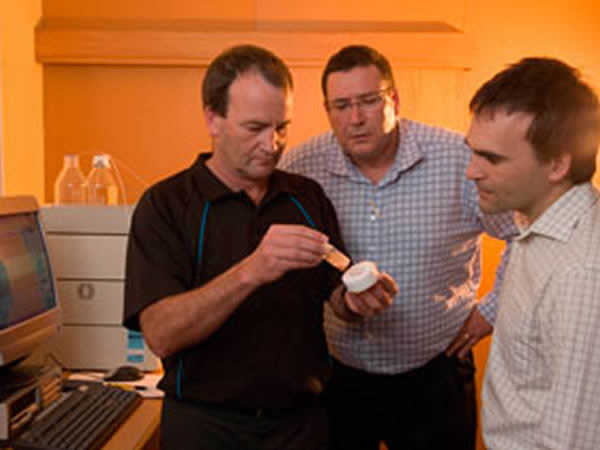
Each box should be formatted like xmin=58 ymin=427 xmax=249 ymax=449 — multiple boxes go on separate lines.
xmin=41 ymin=205 xmax=160 ymax=371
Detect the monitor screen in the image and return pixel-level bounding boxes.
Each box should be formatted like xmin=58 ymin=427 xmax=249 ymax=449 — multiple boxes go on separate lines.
xmin=0 ymin=196 xmax=60 ymax=368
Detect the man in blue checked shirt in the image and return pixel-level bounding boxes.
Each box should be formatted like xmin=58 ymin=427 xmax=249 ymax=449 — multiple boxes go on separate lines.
xmin=279 ymin=45 xmax=517 ymax=450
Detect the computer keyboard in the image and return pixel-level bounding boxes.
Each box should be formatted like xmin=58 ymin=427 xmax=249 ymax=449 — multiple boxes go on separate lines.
xmin=11 ymin=382 xmax=142 ymax=450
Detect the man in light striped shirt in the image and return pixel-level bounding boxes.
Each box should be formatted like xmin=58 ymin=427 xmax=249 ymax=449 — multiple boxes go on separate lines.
xmin=466 ymin=57 xmax=600 ymax=449
xmin=279 ymin=45 xmax=517 ymax=450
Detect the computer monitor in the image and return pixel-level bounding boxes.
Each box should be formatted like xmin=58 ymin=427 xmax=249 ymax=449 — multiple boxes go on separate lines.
xmin=0 ymin=196 xmax=61 ymax=369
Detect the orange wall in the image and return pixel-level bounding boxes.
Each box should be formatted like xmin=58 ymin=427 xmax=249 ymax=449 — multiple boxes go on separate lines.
xmin=0 ymin=0 xmax=44 ymax=201
xmin=463 ymin=0 xmax=600 ymax=106
xmin=42 ymin=64 xmax=209 ymax=204
xmin=42 ymin=0 xmax=465 ymax=27
xmin=42 ymin=0 xmax=257 ymax=21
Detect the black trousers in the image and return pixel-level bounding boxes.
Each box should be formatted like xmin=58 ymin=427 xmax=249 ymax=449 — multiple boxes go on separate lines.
xmin=160 ymin=395 xmax=329 ymax=450
xmin=327 ymin=352 xmax=477 ymax=450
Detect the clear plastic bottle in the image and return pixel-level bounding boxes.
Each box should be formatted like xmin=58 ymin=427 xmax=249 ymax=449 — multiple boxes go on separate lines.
xmin=54 ymin=154 xmax=87 ymax=204
xmin=87 ymin=154 xmax=120 ymax=205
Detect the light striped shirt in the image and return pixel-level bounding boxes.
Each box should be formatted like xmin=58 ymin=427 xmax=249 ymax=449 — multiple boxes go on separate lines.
xmin=483 ymin=183 xmax=600 ymax=450
xmin=279 ymin=118 xmax=517 ymax=373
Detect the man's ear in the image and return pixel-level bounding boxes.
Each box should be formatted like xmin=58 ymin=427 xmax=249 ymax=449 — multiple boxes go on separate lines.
xmin=204 ymin=107 xmax=222 ymax=137
xmin=390 ymin=88 xmax=400 ymax=116
xmin=547 ymin=152 xmax=572 ymax=183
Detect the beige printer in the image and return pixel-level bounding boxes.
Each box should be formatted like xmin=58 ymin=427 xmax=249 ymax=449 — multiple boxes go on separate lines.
xmin=40 ymin=205 xmax=160 ymax=371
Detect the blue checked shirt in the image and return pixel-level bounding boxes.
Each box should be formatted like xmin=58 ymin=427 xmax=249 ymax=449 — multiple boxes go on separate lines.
xmin=279 ymin=119 xmax=517 ymax=374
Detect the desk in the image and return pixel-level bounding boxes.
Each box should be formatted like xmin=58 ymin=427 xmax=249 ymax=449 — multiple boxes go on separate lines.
xmin=103 ymin=398 xmax=161 ymax=450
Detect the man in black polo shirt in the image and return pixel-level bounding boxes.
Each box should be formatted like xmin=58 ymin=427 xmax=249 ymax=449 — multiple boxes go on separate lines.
xmin=123 ymin=45 xmax=397 ymax=450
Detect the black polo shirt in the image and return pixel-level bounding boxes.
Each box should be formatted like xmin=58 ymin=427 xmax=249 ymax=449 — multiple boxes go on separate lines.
xmin=124 ymin=154 xmax=344 ymax=410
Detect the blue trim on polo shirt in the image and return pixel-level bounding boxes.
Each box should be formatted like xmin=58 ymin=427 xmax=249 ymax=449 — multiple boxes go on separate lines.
xmin=196 ymin=201 xmax=211 ymax=268
xmin=288 ymin=194 xmax=317 ymax=229
xmin=177 ymin=200 xmax=210 ymax=400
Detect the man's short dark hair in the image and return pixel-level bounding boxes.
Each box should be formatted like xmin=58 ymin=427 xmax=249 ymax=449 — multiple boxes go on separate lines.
xmin=470 ymin=57 xmax=600 ymax=183
xmin=321 ymin=45 xmax=395 ymax=98
xmin=202 ymin=44 xmax=293 ymax=117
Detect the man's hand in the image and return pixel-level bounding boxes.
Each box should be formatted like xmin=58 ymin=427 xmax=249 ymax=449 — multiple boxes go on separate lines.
xmin=344 ymin=272 xmax=398 ymax=317
xmin=445 ymin=307 xmax=492 ymax=359
xmin=245 ymin=224 xmax=329 ymax=285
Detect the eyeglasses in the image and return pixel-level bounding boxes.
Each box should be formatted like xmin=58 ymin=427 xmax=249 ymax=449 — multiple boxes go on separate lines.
xmin=326 ymin=87 xmax=393 ymax=115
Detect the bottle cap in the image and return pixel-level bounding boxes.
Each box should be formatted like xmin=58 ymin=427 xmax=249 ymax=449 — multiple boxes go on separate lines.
xmin=342 ymin=261 xmax=378 ymax=293
xmin=92 ymin=154 xmax=111 ymax=168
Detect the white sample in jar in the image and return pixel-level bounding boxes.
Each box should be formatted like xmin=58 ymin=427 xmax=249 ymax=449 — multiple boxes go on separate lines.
xmin=342 ymin=261 xmax=379 ymax=293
